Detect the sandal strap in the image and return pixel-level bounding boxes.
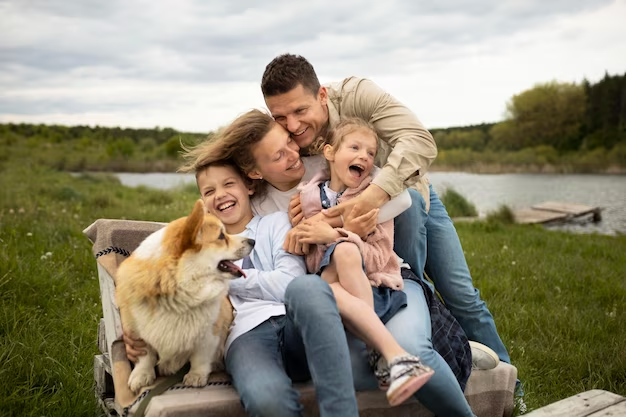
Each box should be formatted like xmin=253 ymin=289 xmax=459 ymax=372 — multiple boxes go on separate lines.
xmin=387 ymin=354 xmax=422 ymax=368
xmin=388 ymin=355 xmax=433 ymax=381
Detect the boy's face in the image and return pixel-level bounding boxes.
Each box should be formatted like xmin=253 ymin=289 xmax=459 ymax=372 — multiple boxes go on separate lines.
xmin=196 ymin=165 xmax=254 ymax=233
xmin=265 ymin=84 xmax=330 ymax=150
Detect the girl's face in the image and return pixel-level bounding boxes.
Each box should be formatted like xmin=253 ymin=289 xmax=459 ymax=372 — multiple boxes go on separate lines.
xmin=247 ymin=123 xmax=305 ymax=191
xmin=324 ymin=130 xmax=377 ymax=191
xmin=196 ymin=165 xmax=254 ymax=234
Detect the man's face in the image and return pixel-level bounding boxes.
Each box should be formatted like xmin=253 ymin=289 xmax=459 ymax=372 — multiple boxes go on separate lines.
xmin=265 ymin=84 xmax=329 ymax=149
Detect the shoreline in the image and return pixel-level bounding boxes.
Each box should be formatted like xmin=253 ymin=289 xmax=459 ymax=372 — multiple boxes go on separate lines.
xmin=429 ymin=164 xmax=626 ymax=175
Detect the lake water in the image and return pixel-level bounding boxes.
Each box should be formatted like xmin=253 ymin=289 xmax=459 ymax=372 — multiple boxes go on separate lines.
xmin=115 ymin=172 xmax=626 ymax=236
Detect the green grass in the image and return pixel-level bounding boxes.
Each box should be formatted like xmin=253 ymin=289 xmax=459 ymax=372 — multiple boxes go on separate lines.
xmin=0 ymin=159 xmax=624 ymax=415
xmin=458 ymin=220 xmax=626 ymax=411
xmin=0 ymin=161 xmax=198 ymax=416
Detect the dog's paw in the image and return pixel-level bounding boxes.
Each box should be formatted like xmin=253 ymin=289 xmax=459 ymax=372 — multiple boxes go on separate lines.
xmin=128 ymin=368 xmax=156 ymax=393
xmin=182 ymin=371 xmax=208 ymax=387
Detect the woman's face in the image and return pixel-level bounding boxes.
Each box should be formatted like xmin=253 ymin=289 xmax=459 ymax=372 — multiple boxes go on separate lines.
xmin=248 ymin=123 xmax=305 ymax=191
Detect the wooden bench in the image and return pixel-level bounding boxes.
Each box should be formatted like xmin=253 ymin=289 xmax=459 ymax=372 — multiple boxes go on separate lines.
xmin=524 ymin=390 xmax=625 ymax=416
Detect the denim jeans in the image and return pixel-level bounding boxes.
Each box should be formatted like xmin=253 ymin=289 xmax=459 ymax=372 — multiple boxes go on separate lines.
xmin=350 ymin=278 xmax=476 ymax=417
xmin=394 ymin=185 xmax=511 ymax=364
xmin=225 ymin=275 xmax=358 ymax=417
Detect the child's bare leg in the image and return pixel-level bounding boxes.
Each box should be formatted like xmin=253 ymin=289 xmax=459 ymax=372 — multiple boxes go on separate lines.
xmin=328 ymin=282 xmax=405 ymax=360
xmin=321 ymin=242 xmax=373 ymax=308
xmin=323 ymin=244 xmax=435 ymax=406
xmin=330 ymin=283 xmax=434 ymax=405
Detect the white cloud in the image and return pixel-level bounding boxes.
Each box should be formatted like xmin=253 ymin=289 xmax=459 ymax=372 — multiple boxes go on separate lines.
xmin=0 ymin=0 xmax=624 ymax=131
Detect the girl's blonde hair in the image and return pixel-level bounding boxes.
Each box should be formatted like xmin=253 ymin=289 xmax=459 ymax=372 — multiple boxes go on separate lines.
xmin=310 ymin=117 xmax=379 ymax=157
xmin=178 ymin=109 xmax=276 ymax=198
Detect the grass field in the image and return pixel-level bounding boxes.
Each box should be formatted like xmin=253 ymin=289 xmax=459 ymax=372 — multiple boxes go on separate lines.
xmin=0 ymin=160 xmax=624 ymax=416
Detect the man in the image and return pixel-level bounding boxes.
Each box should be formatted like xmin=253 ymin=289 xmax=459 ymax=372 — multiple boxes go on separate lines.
xmin=261 ymin=53 xmax=511 ymax=369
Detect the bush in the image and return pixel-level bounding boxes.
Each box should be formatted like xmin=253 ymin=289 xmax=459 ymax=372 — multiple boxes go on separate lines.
xmin=440 ymin=188 xmax=478 ymax=218
xmin=486 ymin=205 xmax=515 ymax=224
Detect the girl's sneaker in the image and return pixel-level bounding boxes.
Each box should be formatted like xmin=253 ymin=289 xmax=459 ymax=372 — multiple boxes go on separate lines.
xmin=386 ymin=355 xmax=434 ymax=406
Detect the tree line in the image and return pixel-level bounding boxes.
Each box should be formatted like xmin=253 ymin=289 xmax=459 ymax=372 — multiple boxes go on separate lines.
xmin=430 ymin=71 xmax=625 ymax=172
xmin=1 ymin=71 xmax=624 ymax=173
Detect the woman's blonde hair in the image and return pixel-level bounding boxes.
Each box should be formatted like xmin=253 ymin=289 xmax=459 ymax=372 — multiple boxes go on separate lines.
xmin=178 ymin=109 xmax=276 ymax=198
xmin=310 ymin=117 xmax=379 ymax=157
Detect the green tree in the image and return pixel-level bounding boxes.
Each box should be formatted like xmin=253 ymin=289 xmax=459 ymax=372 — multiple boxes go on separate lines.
xmin=488 ymin=120 xmax=517 ymax=150
xmin=582 ymin=72 xmax=626 ymax=150
xmin=163 ymin=135 xmax=183 ymax=158
xmin=503 ymin=81 xmax=586 ymax=151
xmin=435 ymin=129 xmax=487 ymax=151
xmin=106 ymin=137 xmax=136 ymax=158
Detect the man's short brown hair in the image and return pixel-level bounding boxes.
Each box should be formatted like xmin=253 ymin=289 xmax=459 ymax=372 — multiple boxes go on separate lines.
xmin=261 ymin=53 xmax=321 ymax=97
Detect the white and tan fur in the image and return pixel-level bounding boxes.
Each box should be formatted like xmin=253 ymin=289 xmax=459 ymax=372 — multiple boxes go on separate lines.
xmin=115 ymin=200 xmax=254 ymax=393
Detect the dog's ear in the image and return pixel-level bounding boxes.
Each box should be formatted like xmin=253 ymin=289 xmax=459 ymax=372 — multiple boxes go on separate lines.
xmin=180 ymin=199 xmax=205 ymax=252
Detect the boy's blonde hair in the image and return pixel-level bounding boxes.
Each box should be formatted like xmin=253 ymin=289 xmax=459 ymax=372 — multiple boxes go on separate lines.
xmin=310 ymin=117 xmax=379 ymax=156
xmin=179 ymin=109 xmax=276 ymax=199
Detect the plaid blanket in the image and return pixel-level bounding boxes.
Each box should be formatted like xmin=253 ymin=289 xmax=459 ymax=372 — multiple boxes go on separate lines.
xmin=401 ymin=268 xmax=472 ymax=391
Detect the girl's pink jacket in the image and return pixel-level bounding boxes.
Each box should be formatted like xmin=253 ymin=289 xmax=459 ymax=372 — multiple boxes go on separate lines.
xmin=298 ymin=171 xmax=403 ymax=290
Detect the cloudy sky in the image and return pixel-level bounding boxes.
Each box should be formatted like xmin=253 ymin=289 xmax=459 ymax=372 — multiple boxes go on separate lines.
xmin=1 ymin=0 xmax=625 ymax=133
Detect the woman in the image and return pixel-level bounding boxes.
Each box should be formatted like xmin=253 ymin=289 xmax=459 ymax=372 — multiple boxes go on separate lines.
xmin=181 ymin=109 xmax=476 ymax=417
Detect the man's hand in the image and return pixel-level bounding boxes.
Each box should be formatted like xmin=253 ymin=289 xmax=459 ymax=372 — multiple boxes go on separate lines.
xmin=283 ymin=223 xmax=311 ymax=255
xmin=343 ymin=205 xmax=379 ymax=239
xmin=288 ymin=193 xmax=304 ymax=226
xmin=123 ymin=330 xmax=147 ymax=363
xmin=349 ymin=184 xmax=390 ymax=217
xmin=298 ymin=220 xmax=340 ymax=245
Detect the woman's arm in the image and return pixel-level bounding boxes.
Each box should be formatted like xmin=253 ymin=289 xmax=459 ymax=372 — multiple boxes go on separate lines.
xmin=377 ymin=188 xmax=411 ymax=222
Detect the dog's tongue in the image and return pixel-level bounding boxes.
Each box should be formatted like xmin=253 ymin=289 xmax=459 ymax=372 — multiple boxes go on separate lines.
xmin=222 ymin=260 xmax=246 ymax=278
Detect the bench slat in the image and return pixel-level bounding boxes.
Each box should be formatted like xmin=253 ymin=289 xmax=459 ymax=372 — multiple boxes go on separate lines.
xmin=524 ymin=390 xmax=625 ymax=417
xmin=587 ymin=400 xmax=626 ymax=416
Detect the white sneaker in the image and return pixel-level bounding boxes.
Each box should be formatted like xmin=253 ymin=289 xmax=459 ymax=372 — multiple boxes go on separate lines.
xmin=469 ymin=341 xmax=499 ymax=370
xmin=515 ymin=395 xmax=528 ymax=414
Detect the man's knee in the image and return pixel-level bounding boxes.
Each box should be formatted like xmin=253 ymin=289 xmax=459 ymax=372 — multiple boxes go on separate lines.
xmin=396 ymin=188 xmax=428 ymax=229
xmin=408 ymin=188 xmax=427 ymax=210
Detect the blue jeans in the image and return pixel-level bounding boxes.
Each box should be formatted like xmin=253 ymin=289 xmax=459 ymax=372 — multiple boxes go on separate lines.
xmin=394 ymin=185 xmax=511 ymax=364
xmin=350 ymin=279 xmax=476 ymax=417
xmin=225 ymin=275 xmax=358 ymax=417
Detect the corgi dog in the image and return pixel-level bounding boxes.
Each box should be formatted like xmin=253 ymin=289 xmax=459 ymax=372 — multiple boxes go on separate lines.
xmin=115 ymin=199 xmax=254 ymax=393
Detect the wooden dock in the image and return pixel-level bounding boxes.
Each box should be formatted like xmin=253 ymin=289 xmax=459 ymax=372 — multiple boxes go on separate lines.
xmin=523 ymin=389 xmax=625 ymax=417
xmin=514 ymin=201 xmax=602 ymax=225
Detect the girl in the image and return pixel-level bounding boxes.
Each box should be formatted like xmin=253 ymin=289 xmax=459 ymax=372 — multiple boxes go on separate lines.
xmin=296 ymin=118 xmax=434 ymax=406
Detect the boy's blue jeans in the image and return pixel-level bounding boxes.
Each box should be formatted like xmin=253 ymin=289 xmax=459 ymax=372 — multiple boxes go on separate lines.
xmin=394 ymin=185 xmax=511 ymax=364
xmin=225 ymin=275 xmax=358 ymax=417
